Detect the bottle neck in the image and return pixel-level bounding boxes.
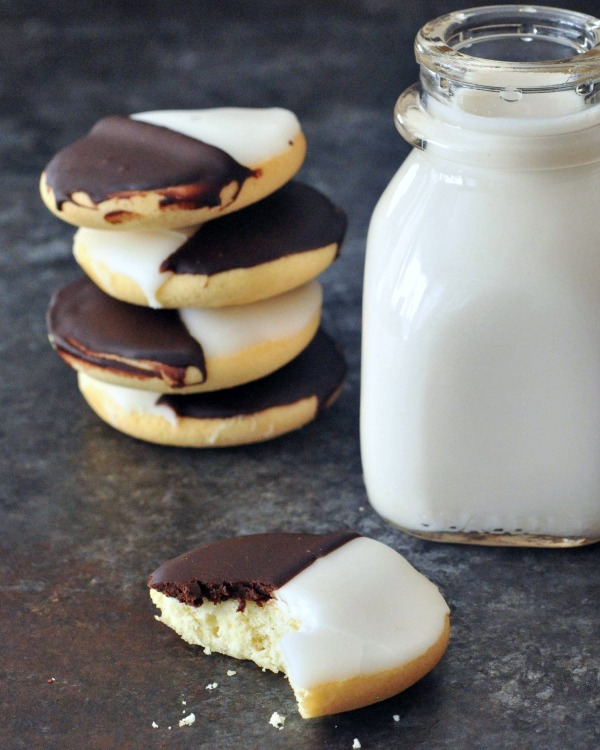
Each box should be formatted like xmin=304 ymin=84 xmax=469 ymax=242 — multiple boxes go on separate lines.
xmin=396 ymin=5 xmax=600 ymax=168
xmin=420 ymin=64 xmax=596 ymax=123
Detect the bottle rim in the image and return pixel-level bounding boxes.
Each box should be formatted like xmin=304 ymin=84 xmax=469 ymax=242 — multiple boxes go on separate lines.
xmin=416 ymin=5 xmax=600 ymax=90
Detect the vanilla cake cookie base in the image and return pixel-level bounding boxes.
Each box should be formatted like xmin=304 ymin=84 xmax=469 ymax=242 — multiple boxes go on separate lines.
xmin=47 ymin=277 xmax=322 ymax=393
xmin=148 ymin=533 xmax=450 ymax=717
xmin=77 ymin=329 xmax=346 ymax=447
xmin=72 ymin=182 xmax=347 ymax=308
xmin=76 ymin=242 xmax=337 ymax=310
xmin=40 ymin=108 xmax=306 ymax=230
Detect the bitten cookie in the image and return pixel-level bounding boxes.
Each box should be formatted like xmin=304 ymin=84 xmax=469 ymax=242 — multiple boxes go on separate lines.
xmin=47 ymin=277 xmax=322 ymax=393
xmin=77 ymin=329 xmax=346 ymax=446
xmin=40 ymin=107 xmax=306 ymax=230
xmin=73 ymin=182 xmax=347 ymax=308
xmin=148 ymin=532 xmax=450 ymax=718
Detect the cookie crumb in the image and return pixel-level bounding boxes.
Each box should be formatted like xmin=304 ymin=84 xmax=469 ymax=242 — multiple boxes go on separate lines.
xmin=227 ymin=670 xmax=237 ymax=676
xmin=205 ymin=682 xmax=218 ymax=690
xmin=151 ymin=721 xmax=158 ymax=729
xmin=393 ymin=714 xmax=400 ymax=722
xmin=269 ymin=712 xmax=286 ymax=730
xmin=352 ymin=740 xmax=361 ymax=749
xmin=47 ymin=677 xmax=56 ymax=684
xmin=179 ymin=713 xmax=195 ymax=728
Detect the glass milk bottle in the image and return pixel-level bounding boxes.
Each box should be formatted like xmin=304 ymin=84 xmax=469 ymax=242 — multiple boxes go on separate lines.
xmin=361 ymin=5 xmax=600 ymax=547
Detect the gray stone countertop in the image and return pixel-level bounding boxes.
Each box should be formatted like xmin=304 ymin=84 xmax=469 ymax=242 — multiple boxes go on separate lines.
xmin=1 ymin=1 xmax=599 ymax=748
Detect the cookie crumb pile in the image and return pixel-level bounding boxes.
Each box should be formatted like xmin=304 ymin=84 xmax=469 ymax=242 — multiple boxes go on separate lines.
xmin=178 ymin=713 xmax=195 ymax=728
xmin=42 ymin=107 xmax=348 ymax=446
xmin=269 ymin=711 xmax=286 ymax=730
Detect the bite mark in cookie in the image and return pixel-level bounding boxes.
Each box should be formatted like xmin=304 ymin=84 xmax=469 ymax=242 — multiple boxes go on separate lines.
xmin=148 ymin=532 xmax=451 ymax=717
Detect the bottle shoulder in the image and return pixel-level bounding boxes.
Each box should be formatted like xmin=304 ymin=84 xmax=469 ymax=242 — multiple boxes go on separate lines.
xmin=395 ymin=84 xmax=600 ymax=169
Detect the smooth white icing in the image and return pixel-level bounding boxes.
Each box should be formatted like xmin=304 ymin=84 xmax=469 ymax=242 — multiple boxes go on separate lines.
xmin=275 ymin=537 xmax=449 ymax=689
xmin=132 ymin=108 xmax=301 ymax=166
xmin=179 ymin=280 xmax=322 ymax=357
xmin=79 ymin=373 xmax=178 ymax=426
xmin=74 ymin=226 xmax=197 ymax=308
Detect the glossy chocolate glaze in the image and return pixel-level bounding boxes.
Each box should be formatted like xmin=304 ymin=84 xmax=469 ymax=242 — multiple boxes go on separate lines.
xmin=47 ymin=278 xmax=206 ymax=381
xmin=160 ymin=182 xmax=347 ymax=275
xmin=44 ymin=116 xmax=254 ymax=209
xmin=156 ymin=328 xmax=345 ymax=418
xmin=148 ymin=531 xmax=359 ymax=607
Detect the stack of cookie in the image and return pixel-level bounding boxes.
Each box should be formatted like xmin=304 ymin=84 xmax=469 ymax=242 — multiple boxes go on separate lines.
xmin=42 ymin=107 xmax=347 ymax=447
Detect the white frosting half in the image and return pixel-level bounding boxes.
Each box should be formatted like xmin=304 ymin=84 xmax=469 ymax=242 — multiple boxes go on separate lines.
xmin=132 ymin=108 xmax=301 ymax=166
xmin=179 ymin=280 xmax=322 ymax=358
xmin=275 ymin=537 xmax=449 ymax=689
xmin=74 ymin=226 xmax=197 ymax=308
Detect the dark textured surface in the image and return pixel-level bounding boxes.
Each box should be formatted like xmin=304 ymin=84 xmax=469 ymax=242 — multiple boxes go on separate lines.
xmin=2 ymin=1 xmax=600 ymax=749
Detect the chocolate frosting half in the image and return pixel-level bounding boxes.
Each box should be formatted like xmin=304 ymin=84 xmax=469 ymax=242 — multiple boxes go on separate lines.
xmin=47 ymin=278 xmax=206 ymax=381
xmin=156 ymin=328 xmax=345 ymax=418
xmin=44 ymin=115 xmax=254 ymax=209
xmin=148 ymin=531 xmax=359 ymax=607
xmin=161 ymin=182 xmax=347 ymax=275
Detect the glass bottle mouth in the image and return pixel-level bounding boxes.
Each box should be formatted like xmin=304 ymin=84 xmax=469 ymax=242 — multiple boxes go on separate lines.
xmin=416 ymin=5 xmax=600 ymax=92
xmin=395 ymin=7 xmax=600 ymax=166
